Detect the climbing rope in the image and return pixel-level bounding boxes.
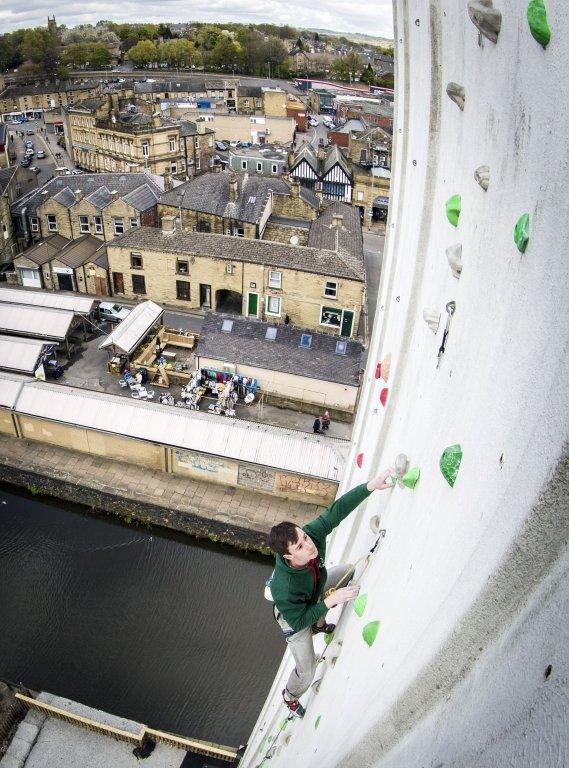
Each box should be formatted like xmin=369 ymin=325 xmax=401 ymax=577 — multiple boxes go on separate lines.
xmin=323 ymin=529 xmax=386 ymax=599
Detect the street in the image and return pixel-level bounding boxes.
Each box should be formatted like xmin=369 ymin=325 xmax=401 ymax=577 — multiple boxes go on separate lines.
xmin=8 ymin=117 xmax=75 ymax=186
xmin=363 ymin=229 xmax=385 ymax=339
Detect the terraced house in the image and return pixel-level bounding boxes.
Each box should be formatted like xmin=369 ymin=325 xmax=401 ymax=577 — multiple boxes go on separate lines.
xmin=0 ymin=81 xmax=101 ymax=122
xmin=11 ymin=172 xmax=163 ymax=249
xmin=105 ymin=203 xmax=365 ymax=338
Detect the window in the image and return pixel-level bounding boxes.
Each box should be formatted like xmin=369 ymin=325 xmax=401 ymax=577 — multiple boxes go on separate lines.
xmin=195 ymin=157 xmax=201 ymax=171
xmin=234 ymin=226 xmax=245 ymax=237
xmin=271 ymin=163 xmax=278 ymax=174
xmin=324 ymin=281 xmax=338 ymax=298
xmin=360 ymin=149 xmax=367 ymax=163
xmin=176 ymin=280 xmax=190 ymax=300
xmin=268 ymin=270 xmax=282 ymax=289
xmin=300 ymin=333 xmax=312 ymax=349
xmin=79 ymin=215 xmax=89 ymax=234
xmin=94 ymin=216 xmax=103 ymax=234
xmin=357 ymin=191 xmax=364 ymax=201
xmin=241 ymin=160 xmax=248 ymax=170
xmin=243 ymin=99 xmax=250 ymax=108
xmin=266 ymin=296 xmax=281 ymax=315
xmin=131 ymin=274 xmax=146 ymax=294
xmin=256 ymin=162 xmax=263 ymax=173
xmin=222 ymin=319 xmax=233 ymax=333
xmin=194 ymin=137 xmax=200 ymax=149
xmin=208 ymin=136 xmax=213 ymax=147
xmin=130 ymin=253 xmax=143 ymax=269
xmin=176 ymin=259 xmax=189 ymax=274
xmin=225 ymin=263 xmax=235 ymax=275
xmin=170 ymin=162 xmax=177 ymax=174
xmin=142 ymin=141 xmax=149 ymax=157
xmin=335 ymin=340 xmax=348 ymax=355
xmin=30 ymin=217 xmax=39 ymax=233
xmin=320 ymin=306 xmax=342 ymax=328
xmin=114 ymin=218 xmax=124 ymax=235
xmin=169 ymin=136 xmax=176 ymax=152
xmin=130 ymin=217 xmax=139 ymax=228
xmin=47 ymin=214 xmax=57 ymax=232
xmin=265 ymin=326 xmax=277 ymax=341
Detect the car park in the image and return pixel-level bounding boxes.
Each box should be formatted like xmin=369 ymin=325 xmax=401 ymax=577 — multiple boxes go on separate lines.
xmin=98 ymin=302 xmax=131 ymax=323
xmin=36 ymin=149 xmax=45 ymax=158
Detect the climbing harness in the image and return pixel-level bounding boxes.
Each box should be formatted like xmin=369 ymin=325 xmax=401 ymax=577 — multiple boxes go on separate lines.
xmin=323 ymin=529 xmax=386 ymax=599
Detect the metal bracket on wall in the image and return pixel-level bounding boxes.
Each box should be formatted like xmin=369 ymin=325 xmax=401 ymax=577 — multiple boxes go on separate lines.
xmin=437 ymin=301 xmax=456 ymax=369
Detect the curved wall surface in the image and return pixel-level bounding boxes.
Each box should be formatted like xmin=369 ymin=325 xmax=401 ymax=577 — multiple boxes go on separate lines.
xmin=241 ymin=2 xmax=569 ymax=766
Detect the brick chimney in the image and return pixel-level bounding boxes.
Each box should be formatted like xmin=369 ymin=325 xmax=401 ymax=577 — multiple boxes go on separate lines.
xmin=161 ymin=215 xmax=176 ymax=234
xmin=229 ymin=171 xmax=238 ymax=203
xmin=74 ymin=189 xmax=83 ymax=202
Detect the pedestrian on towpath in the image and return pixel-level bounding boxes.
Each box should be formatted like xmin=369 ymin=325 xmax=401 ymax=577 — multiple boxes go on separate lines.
xmin=321 ymin=410 xmax=330 ymax=431
xmin=266 ymin=467 xmax=395 ymax=717
xmin=313 ymin=417 xmax=322 ymax=434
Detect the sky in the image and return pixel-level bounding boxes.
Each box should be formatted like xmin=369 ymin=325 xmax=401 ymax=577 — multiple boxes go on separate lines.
xmin=0 ymin=0 xmax=394 ymax=39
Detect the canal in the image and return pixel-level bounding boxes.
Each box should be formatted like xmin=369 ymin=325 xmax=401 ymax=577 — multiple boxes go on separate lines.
xmin=0 ymin=484 xmax=283 ymax=747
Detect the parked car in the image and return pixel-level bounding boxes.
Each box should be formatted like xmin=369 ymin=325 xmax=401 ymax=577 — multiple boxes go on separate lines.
xmin=29 ymin=166 xmax=40 ymax=174
xmin=240 ymin=141 xmax=252 ymax=148
xmin=309 ymin=117 xmax=319 ymax=127
xmin=98 ymin=302 xmax=131 ymax=323
xmin=26 ymin=129 xmax=34 ymax=135
xmin=215 ymin=141 xmax=228 ymax=151
xmin=36 ymin=149 xmax=45 ymax=158
xmin=229 ymin=140 xmax=241 ymax=148
xmin=20 ymin=158 xmax=31 ymax=167
xmin=25 ymin=149 xmax=34 ymax=157
xmin=25 ymin=141 xmax=33 ymax=148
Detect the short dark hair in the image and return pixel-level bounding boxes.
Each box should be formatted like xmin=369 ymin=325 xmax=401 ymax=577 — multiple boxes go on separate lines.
xmin=267 ymin=521 xmax=299 ymax=556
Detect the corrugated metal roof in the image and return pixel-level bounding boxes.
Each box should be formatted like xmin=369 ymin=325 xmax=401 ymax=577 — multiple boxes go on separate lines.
xmin=99 ymin=301 xmax=163 ymax=355
xmin=13 ymin=380 xmax=347 ymax=480
xmin=0 ymin=304 xmax=74 ymax=340
xmin=0 ymin=372 xmax=31 ymax=408
xmin=0 ymin=336 xmax=51 ymax=374
xmin=0 ymin=287 xmax=94 ymax=314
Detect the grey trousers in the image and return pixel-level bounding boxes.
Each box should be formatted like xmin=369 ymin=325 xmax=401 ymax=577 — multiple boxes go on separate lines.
xmin=285 ymin=563 xmax=353 ymax=699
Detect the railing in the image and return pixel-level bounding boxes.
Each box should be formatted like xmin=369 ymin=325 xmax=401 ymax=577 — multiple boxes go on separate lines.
xmin=15 ymin=693 xmax=237 ymax=762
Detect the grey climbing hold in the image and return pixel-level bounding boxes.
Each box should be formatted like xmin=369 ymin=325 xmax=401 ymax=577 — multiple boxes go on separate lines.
xmin=423 ymin=308 xmax=441 ymax=334
xmin=394 ymin=453 xmax=409 ymax=477
xmin=468 ymin=0 xmax=502 ymax=43
xmin=446 ymin=244 xmax=463 ymax=279
xmin=474 ymin=165 xmax=490 ymax=191
xmin=446 ymin=82 xmax=466 ymax=110
xmin=369 ymin=514 xmax=381 ymax=534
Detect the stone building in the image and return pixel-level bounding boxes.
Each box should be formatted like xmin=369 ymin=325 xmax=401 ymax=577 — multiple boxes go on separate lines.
xmin=106 ymin=216 xmax=365 ymax=337
xmin=290 ymin=142 xmax=353 ymax=203
xmin=0 ymin=81 xmax=101 ymax=122
xmin=228 ymin=145 xmax=289 ymax=177
xmin=236 ymin=85 xmax=264 ymax=115
xmin=134 ymin=77 xmax=239 ymax=110
xmin=157 ymin=169 xmax=319 ymax=241
xmin=0 ymin=166 xmax=38 ymax=264
xmin=63 ymin=96 xmax=215 ymax=180
xmin=11 ymin=172 xmax=162 ymax=249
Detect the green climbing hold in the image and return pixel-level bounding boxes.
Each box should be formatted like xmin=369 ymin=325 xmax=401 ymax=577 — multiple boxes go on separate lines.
xmin=362 ymin=620 xmax=381 ymax=647
xmin=440 ymin=444 xmax=463 ymax=487
xmin=279 ymin=718 xmax=289 ymax=732
xmin=315 ymin=715 xmax=321 ymax=730
xmin=527 ymin=0 xmax=551 ymax=47
xmin=514 ymin=213 xmax=530 ymax=253
xmin=324 ymin=631 xmax=334 ymax=645
xmin=445 ymin=195 xmax=461 ymax=227
xmin=353 ymin=593 xmax=368 ymax=617
xmin=401 ymin=467 xmax=421 ymax=489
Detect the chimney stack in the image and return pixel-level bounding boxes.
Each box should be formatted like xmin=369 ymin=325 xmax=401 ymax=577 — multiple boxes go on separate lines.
xmin=290 ymin=179 xmax=300 ymax=199
xmin=110 ymin=190 xmax=119 ymax=201
xmin=229 ymin=170 xmax=238 ymax=203
xmin=161 ymin=215 xmax=176 ymax=235
xmin=74 ymin=189 xmax=83 ymax=202
xmin=164 ymin=170 xmax=173 ymax=191
xmin=213 ymin=162 xmax=222 ymax=174
xmin=41 ymin=189 xmax=50 ymax=200
xmin=331 ymin=213 xmax=344 ymax=229
xmin=196 ymin=121 xmax=206 ymax=135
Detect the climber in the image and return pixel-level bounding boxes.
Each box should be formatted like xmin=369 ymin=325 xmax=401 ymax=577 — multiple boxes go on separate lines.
xmin=266 ymin=468 xmax=394 ymax=717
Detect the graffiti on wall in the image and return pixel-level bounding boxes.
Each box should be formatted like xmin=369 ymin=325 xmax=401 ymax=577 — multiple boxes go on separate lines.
xmin=237 ymin=464 xmax=276 ymax=492
xmin=275 ymin=473 xmax=334 ymax=499
xmin=174 ymin=449 xmax=228 ymax=474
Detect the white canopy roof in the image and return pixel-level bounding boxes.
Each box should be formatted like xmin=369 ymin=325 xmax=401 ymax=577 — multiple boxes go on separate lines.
xmin=13 ymin=379 xmax=347 ymax=481
xmin=99 ymin=301 xmax=163 ymax=356
xmin=0 ymin=304 xmax=74 ymax=341
xmin=0 ymin=287 xmax=94 ymax=315
xmin=0 ymin=336 xmax=53 ymax=374
xmin=0 ymin=372 xmax=31 ymax=408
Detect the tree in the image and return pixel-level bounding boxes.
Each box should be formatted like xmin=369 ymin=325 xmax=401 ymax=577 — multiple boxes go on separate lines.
xmin=197 ymin=25 xmax=222 ymax=51
xmin=61 ymin=43 xmax=90 ymax=68
xmin=20 ymin=27 xmax=59 ymax=74
xmin=0 ymin=33 xmax=22 ymax=72
xmin=208 ymin=36 xmax=239 ymax=70
xmin=157 ymin=23 xmax=173 ymax=39
xmin=158 ymin=39 xmax=199 ymax=69
xmin=345 ymin=51 xmax=363 ymax=80
xmin=331 ymin=58 xmax=350 ymax=82
xmin=127 ymin=39 xmax=158 ymax=68
xmin=89 ymin=43 xmax=112 ymax=69
xmin=360 ymin=63 xmax=376 ymax=84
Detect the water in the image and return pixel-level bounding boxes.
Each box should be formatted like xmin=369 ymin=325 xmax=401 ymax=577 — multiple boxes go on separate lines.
xmin=0 ymin=484 xmax=283 ymax=746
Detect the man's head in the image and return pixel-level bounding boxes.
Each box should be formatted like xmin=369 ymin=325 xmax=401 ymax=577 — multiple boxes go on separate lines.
xmin=268 ymin=522 xmax=318 ymax=567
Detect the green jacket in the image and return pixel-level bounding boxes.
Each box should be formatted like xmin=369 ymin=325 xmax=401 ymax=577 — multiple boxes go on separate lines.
xmin=271 ymin=483 xmax=371 ymax=632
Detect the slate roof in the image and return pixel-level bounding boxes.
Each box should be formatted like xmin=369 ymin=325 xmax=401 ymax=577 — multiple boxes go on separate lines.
xmin=308 ymin=202 xmax=364 ymax=269
xmin=123 ymin=184 xmax=159 ymax=212
xmin=1 ymin=81 xmax=95 ymax=98
xmin=17 ymin=234 xmax=71 ymax=266
xmin=198 ymin=312 xmax=363 ymax=386
xmin=52 ymin=187 xmax=76 ymax=208
xmin=0 ymin=167 xmax=16 ymax=195
xmin=110 ymin=227 xmax=365 ymax=281
xmin=290 ymin=143 xmax=351 ymax=181
xmin=292 ymin=142 xmax=318 ymax=172
xmin=12 ymin=173 xmax=163 ymax=217
xmin=322 ymin=144 xmax=350 ymax=177
xmin=238 ymin=85 xmax=263 ymax=98
xmin=159 ymin=171 xmax=290 ymax=225
xmin=179 ymin=121 xmax=214 ymax=137
xmin=267 ymin=215 xmax=311 ymax=230
xmin=56 ymin=236 xmax=107 ymax=269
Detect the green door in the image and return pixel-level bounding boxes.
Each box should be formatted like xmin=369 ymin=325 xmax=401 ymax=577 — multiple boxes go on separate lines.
xmin=247 ymin=292 xmax=259 ymax=317
xmin=341 ymin=309 xmax=354 ymax=337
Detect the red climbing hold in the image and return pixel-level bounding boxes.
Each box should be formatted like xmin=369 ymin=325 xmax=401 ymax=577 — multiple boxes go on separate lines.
xmin=380 ymin=388 xmax=388 ymax=407
xmin=356 ymin=453 xmax=364 ymax=468
xmin=374 ymin=362 xmax=382 ymax=379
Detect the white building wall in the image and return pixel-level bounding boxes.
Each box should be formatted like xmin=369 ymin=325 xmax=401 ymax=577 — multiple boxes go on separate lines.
xmin=241 ymin=1 xmax=569 ymax=766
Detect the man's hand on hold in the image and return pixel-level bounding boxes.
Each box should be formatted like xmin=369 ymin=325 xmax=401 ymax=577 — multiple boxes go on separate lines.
xmin=324 ymin=584 xmax=360 ymax=609
xmin=367 ymin=467 xmax=395 ymax=492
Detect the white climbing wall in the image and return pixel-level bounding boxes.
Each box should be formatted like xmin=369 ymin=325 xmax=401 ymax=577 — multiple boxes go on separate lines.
xmin=241 ymin=2 xmax=569 ymax=766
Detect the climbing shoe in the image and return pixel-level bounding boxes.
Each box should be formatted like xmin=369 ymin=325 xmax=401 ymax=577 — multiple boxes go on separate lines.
xmin=311 ymin=622 xmax=336 ymax=635
xmin=282 ymin=690 xmax=306 ymax=718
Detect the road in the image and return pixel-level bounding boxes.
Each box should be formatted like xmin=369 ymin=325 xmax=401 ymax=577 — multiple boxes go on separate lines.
xmin=363 ymin=230 xmax=385 ymax=339
xmin=9 ymin=118 xmax=75 ymax=186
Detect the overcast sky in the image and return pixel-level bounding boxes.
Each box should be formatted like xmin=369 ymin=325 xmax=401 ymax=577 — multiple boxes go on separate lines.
xmin=1 ymin=0 xmax=393 ymax=39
